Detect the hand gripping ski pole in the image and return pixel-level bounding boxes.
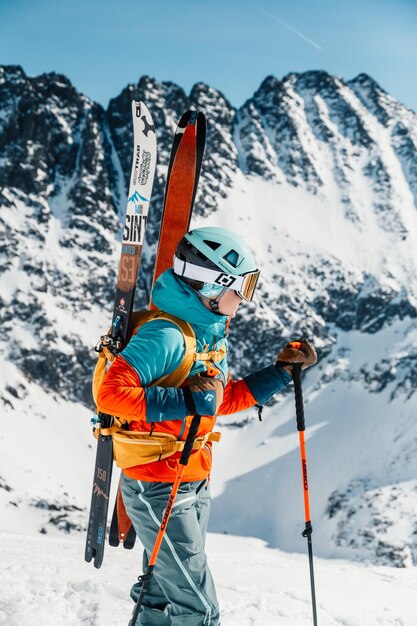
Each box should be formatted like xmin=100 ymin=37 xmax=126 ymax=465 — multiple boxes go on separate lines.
xmin=290 ymin=347 xmax=318 ymax=626
xmin=129 ymin=409 xmax=202 ymax=626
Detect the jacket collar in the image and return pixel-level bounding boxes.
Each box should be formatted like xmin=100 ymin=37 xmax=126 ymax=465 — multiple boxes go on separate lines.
xmin=152 ymin=269 xmax=229 ymax=337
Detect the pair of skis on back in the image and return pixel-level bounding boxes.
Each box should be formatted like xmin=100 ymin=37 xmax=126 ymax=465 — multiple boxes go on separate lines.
xmin=85 ymin=101 xmax=206 ymax=568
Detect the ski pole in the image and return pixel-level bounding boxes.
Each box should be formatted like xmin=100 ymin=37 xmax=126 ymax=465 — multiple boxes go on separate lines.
xmin=291 ymin=356 xmax=318 ymax=626
xmin=129 ymin=411 xmax=202 ymax=626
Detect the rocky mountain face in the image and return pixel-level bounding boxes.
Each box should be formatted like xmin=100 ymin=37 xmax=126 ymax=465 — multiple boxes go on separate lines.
xmin=1 ymin=64 xmax=417 ymax=566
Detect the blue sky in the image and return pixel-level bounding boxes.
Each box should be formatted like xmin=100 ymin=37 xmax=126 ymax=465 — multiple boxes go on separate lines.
xmin=1 ymin=0 xmax=417 ymax=111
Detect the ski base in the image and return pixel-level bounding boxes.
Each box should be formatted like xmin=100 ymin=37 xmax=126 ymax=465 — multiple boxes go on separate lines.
xmin=85 ymin=421 xmax=114 ymax=569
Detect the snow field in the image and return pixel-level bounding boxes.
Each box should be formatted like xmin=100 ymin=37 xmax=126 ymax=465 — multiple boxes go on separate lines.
xmin=0 ymin=532 xmax=416 ymax=626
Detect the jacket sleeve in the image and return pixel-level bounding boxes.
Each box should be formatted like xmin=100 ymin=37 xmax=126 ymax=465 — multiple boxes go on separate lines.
xmin=217 ymin=364 xmax=292 ymax=416
xmin=96 ymin=355 xmax=146 ymax=421
xmin=217 ymin=376 xmax=257 ymax=415
xmin=243 ymin=364 xmax=292 ymax=404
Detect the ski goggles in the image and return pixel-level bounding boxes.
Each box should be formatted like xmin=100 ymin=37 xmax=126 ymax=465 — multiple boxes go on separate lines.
xmin=173 ymin=257 xmax=260 ymax=302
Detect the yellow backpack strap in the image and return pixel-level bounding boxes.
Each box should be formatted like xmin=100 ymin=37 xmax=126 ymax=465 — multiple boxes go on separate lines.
xmin=194 ymin=344 xmax=227 ymax=363
xmin=149 ymin=312 xmax=197 ymax=388
xmin=94 ymin=416 xmax=125 ymax=438
xmin=148 ymin=312 xmax=227 ymax=386
xmin=193 ymin=343 xmax=227 ymax=378
xmin=193 ymin=431 xmax=222 ymax=447
xmin=149 ymin=313 xmax=227 ymax=387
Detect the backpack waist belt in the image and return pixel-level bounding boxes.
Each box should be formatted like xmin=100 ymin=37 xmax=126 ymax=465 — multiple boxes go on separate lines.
xmin=95 ymin=425 xmax=221 ymax=469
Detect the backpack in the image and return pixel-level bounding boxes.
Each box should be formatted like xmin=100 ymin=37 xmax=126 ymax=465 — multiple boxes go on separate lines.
xmin=92 ymin=309 xmax=225 ymax=469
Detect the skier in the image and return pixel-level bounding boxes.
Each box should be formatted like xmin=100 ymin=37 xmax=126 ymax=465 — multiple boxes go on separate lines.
xmin=96 ymin=226 xmax=317 ymax=626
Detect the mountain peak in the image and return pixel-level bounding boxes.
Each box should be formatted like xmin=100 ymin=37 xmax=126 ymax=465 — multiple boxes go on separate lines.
xmin=0 ymin=64 xmax=27 ymax=86
xmin=257 ymin=74 xmax=282 ymax=94
xmin=350 ymin=72 xmax=385 ymax=91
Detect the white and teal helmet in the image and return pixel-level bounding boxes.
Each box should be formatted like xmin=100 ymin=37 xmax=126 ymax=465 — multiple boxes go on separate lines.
xmin=173 ymin=226 xmax=260 ymax=310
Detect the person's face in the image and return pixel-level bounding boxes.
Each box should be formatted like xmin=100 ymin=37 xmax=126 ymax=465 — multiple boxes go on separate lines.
xmin=216 ymin=289 xmax=243 ymax=318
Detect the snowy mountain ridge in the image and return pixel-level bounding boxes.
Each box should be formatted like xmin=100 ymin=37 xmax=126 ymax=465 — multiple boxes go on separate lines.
xmin=1 ymin=64 xmax=417 ymax=568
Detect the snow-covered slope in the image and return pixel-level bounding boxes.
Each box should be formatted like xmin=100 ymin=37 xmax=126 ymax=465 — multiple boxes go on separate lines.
xmin=1 ymin=532 xmax=417 ymax=626
xmin=1 ymin=64 xmax=417 ymax=574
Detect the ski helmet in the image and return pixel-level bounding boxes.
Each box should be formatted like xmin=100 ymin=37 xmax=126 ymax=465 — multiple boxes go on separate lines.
xmin=173 ymin=226 xmax=260 ymax=310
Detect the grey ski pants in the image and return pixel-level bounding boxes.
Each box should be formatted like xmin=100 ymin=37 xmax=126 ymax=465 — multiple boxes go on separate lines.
xmin=121 ymin=474 xmax=220 ymax=626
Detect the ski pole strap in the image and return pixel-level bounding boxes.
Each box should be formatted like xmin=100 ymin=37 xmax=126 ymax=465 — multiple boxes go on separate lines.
xmin=292 ymin=364 xmax=305 ymax=432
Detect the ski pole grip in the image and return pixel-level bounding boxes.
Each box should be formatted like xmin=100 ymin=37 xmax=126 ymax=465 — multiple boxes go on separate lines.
xmin=292 ymin=363 xmax=305 ymax=432
xmin=180 ymin=414 xmax=202 ymax=466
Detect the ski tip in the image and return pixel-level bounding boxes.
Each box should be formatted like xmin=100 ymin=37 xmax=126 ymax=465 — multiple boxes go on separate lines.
xmin=176 ymin=110 xmax=206 ymax=135
xmin=177 ymin=110 xmax=193 ymax=129
xmin=197 ymin=111 xmax=206 ymax=141
xmin=131 ymin=100 xmax=152 ymax=119
xmin=131 ymin=100 xmax=141 ymax=119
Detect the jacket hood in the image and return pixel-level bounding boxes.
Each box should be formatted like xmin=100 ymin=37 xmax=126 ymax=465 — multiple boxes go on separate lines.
xmin=152 ymin=269 xmax=229 ymax=338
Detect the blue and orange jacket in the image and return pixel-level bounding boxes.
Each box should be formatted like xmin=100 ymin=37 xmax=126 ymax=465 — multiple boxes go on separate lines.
xmin=97 ymin=269 xmax=291 ymax=482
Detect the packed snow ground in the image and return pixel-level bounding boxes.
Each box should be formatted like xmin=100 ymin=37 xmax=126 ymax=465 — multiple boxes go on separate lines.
xmin=0 ymin=531 xmax=416 ymax=626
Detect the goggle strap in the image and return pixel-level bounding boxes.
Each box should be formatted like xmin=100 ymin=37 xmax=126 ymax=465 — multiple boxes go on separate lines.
xmin=173 ymin=257 xmax=246 ymax=292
